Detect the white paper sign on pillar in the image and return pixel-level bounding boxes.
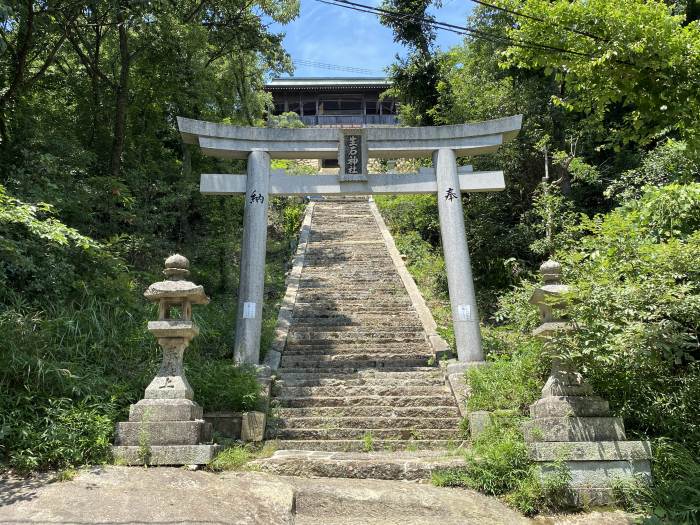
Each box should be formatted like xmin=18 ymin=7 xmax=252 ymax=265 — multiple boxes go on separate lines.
xmin=457 ymin=304 xmax=472 ymax=321
xmin=243 ymin=302 xmax=257 ymax=319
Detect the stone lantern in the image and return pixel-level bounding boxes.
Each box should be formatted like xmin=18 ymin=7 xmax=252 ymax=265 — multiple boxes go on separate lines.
xmin=524 ymin=260 xmax=651 ymax=505
xmin=112 ymin=254 xmax=220 ymax=465
xmin=528 ymin=259 xmax=591 ymax=397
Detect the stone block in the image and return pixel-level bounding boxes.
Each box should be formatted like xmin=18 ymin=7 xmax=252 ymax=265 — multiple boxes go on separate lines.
xmin=523 ymin=417 xmax=626 ymax=443
xmin=204 ymin=411 xmax=243 ymax=440
xmin=529 ymin=396 xmax=609 ymax=419
xmin=527 ymin=441 xmax=651 ymax=462
xmin=530 ymin=441 xmax=653 ymax=507
xmin=129 ymin=399 xmax=203 ymax=422
xmin=111 ymin=444 xmax=221 ymax=465
xmin=114 ymin=420 xmax=211 ymax=446
xmin=447 ymin=373 xmax=468 ymax=417
xmin=542 ymin=459 xmax=651 ymax=493
xmin=144 ymin=373 xmax=194 ymax=400
xmin=468 ymin=411 xmax=492 ymax=439
xmin=241 ymin=411 xmax=266 ymax=442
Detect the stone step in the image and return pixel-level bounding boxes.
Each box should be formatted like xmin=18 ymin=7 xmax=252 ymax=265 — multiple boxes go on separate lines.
xmin=287 ymin=331 xmax=426 ymax=342
xmin=251 ymin=450 xmax=466 ymax=481
xmin=275 ymin=416 xmax=461 ymax=430
xmin=291 ymin=309 xmax=418 ymax=317
xmin=523 ymin=417 xmax=626 ymax=442
xmin=270 ymin=439 xmax=461 ymax=452
xmin=290 ymin=318 xmax=423 ymax=334
xmin=296 ymin=294 xmax=406 ymax=300
xmin=278 ymin=358 xmax=432 ymax=369
xmin=302 ymin=259 xmax=394 ymax=265
xmin=277 ymin=395 xmax=456 ymax=408
xmin=276 ymin=377 xmax=444 ymax=388
xmin=293 ymin=300 xmax=414 ymax=308
xmin=295 ymin=288 xmax=405 ymax=294
xmin=273 ymin=428 xmax=461 ymax=440
xmin=285 ymin=336 xmax=426 ymax=345
xmin=281 ymin=348 xmax=431 ymax=358
xmin=299 ymin=281 xmax=404 ymax=288
xmin=276 ymin=385 xmax=447 ymax=398
xmin=283 ymin=343 xmax=429 ymax=353
xmin=275 ymin=367 xmax=443 ymax=378
xmin=275 ymin=405 xmax=460 ymax=418
xmin=289 ymin=474 xmax=529 ymax=525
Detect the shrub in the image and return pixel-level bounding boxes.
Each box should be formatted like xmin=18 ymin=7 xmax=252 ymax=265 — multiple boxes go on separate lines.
xmin=432 ymin=417 xmax=572 ymax=516
xmin=605 ymin=140 xmax=700 ymax=203
xmin=3 ymin=399 xmax=116 ymax=472
xmin=615 ymin=440 xmax=700 ymax=524
xmin=467 ymin=329 xmax=547 ymax=414
xmin=496 ymin=183 xmax=700 ymax=449
xmin=186 ymin=360 xmax=261 ymax=413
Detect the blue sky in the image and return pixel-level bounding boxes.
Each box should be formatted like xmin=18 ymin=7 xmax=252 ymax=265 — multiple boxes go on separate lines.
xmin=269 ymin=0 xmax=474 ymax=77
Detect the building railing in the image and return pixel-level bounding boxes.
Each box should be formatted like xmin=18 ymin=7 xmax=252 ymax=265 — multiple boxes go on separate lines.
xmin=298 ymin=115 xmax=399 ymax=126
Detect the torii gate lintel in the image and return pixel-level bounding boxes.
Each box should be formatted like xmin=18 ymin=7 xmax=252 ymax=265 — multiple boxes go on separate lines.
xmin=177 ymin=116 xmax=523 ymax=368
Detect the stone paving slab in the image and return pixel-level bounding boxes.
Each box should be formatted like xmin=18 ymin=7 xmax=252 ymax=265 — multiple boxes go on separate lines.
xmin=252 ymin=449 xmax=467 ymax=480
xmin=0 ymin=466 xmax=636 ymax=525
xmin=0 ymin=467 xmax=294 ymax=525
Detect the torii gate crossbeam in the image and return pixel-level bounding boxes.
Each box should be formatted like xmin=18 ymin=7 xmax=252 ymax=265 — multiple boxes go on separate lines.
xmin=178 ymin=115 xmax=522 ymax=368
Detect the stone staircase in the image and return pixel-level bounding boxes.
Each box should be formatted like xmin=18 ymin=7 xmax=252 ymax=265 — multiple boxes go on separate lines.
xmin=266 ymin=197 xmax=463 ymax=452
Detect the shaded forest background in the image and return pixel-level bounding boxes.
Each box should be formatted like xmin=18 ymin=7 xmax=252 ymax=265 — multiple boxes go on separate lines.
xmin=1 ymin=0 xmax=699 ymax=519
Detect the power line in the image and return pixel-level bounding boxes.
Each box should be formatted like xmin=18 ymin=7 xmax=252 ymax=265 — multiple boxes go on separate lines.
xmin=293 ymin=58 xmax=382 ymax=74
xmin=316 ymin=0 xmax=601 ymax=61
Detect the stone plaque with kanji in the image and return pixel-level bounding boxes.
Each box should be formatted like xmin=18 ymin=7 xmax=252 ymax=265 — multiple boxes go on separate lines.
xmin=338 ymin=128 xmax=368 ymax=182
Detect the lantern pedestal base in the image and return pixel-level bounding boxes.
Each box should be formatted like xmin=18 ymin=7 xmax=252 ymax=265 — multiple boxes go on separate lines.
xmin=111 ymin=444 xmax=221 ymax=466
xmin=113 ymin=397 xmax=219 ymax=465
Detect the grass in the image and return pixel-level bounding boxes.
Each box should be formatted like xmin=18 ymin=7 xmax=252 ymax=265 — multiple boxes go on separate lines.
xmin=431 ymin=418 xmax=573 ymax=516
xmin=207 ymin=442 xmax=277 ymax=472
xmin=54 ymin=468 xmax=78 ymax=482
xmin=362 ymin=432 xmax=374 ymax=452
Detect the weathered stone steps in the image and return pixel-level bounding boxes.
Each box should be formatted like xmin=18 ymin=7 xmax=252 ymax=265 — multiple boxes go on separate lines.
xmin=272 ymin=439 xmax=460 ymax=452
xmin=267 ymin=198 xmax=460 ymax=452
xmin=252 ymin=450 xmax=466 ymax=481
xmin=288 ymin=330 xmax=426 ymax=341
xmin=276 ymin=376 xmax=446 ymax=387
xmin=277 ymin=395 xmax=456 ymax=408
xmin=281 ymin=346 xmax=430 ymax=356
xmin=276 ymin=417 xmax=461 ymax=430
xmin=275 ymin=406 xmax=460 ymax=418
xmin=278 ymin=358 xmax=432 ymax=369
xmin=274 ymin=367 xmax=444 ymax=378
xmin=289 ymin=322 xmax=424 ymax=330
xmin=277 ymin=385 xmax=447 ymax=397
xmin=276 ymin=428 xmax=461 ymax=440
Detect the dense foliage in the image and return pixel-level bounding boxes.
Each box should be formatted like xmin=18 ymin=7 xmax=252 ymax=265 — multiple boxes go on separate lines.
xmin=0 ymin=0 xmax=302 ymax=471
xmin=1 ymin=0 xmax=700 ymax=521
xmin=378 ymin=0 xmax=700 ymax=520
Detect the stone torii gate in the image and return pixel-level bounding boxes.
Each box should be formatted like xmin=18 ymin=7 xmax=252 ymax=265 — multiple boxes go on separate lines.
xmin=177 ymin=115 xmax=522 ymax=367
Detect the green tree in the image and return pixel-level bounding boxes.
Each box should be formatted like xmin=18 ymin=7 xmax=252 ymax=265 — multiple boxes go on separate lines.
xmin=497 ymin=0 xmax=700 ymax=149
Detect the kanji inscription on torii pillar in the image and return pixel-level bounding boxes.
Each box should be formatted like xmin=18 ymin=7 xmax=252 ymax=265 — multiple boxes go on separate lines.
xmin=177 ymin=115 xmax=522 ymax=368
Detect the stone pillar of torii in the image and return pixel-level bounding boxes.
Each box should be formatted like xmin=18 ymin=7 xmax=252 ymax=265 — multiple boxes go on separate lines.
xmin=177 ymin=115 xmax=522 ymax=367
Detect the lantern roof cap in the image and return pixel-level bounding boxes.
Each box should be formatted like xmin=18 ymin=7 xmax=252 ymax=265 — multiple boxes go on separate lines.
xmin=144 ymin=254 xmax=209 ymax=304
xmin=540 ymin=259 xmax=562 ymax=284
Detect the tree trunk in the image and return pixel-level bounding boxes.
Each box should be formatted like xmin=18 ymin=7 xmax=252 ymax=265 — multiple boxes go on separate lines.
xmin=0 ymin=1 xmax=34 ymax=145
xmin=89 ymin=21 xmax=102 ymax=149
xmin=110 ymin=5 xmax=129 ymax=179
